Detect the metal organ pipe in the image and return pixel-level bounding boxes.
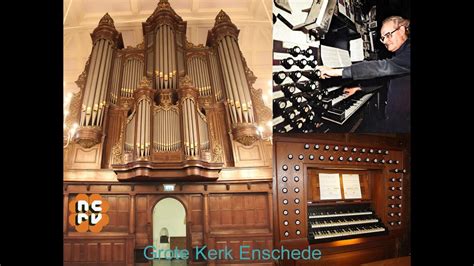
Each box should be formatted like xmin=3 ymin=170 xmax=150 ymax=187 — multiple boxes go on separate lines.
xmin=135 ymin=101 xmax=141 ymax=156
xmin=198 ymin=112 xmax=209 ymax=150
xmin=197 ymin=59 xmax=203 ymax=94
xmin=174 ymin=112 xmax=179 ymax=150
xmin=139 ymin=101 xmax=143 ymax=157
xmin=189 ymin=58 xmax=195 ymax=92
xmin=223 ymin=37 xmax=247 ymax=123
xmin=202 ymin=59 xmax=211 ymax=96
xmin=199 ymin=59 xmax=205 ymax=94
xmin=157 ymin=111 xmax=162 ymax=151
xmin=121 ymin=58 xmax=144 ymax=98
xmin=191 ymin=100 xmax=199 ymax=156
xmin=182 ymin=99 xmax=190 ymax=156
xmin=144 ymin=100 xmax=149 ymax=156
xmin=209 ymin=52 xmax=223 ymax=101
xmin=228 ymin=36 xmax=254 ymax=123
xmin=164 ymin=26 xmax=169 ymax=89
xmin=199 ymin=59 xmax=206 ymax=95
xmin=146 ymin=33 xmax=153 ymax=77
xmin=84 ymin=40 xmax=102 ymax=126
xmin=216 ymin=34 xmax=257 ymax=125
xmin=166 ymin=109 xmax=169 ymax=151
xmin=183 ymin=98 xmax=199 ymax=157
xmin=81 ymin=43 xmax=98 ymax=126
xmin=80 ymin=39 xmax=115 ymax=127
xmin=97 ymin=45 xmax=113 ymax=127
xmin=109 ymin=56 xmax=122 ymax=104
xmin=186 ymin=99 xmax=193 ymax=156
xmin=171 ymin=30 xmax=177 ymax=90
xmin=135 ymin=98 xmax=151 ymax=158
xmin=121 ymin=60 xmax=128 ymax=97
xmin=131 ymin=61 xmax=136 ymax=95
xmin=168 ymin=26 xmax=173 ymax=89
xmin=188 ymin=59 xmax=193 ymax=90
xmin=125 ymin=113 xmax=135 ymax=152
xmin=220 ymin=41 xmax=243 ymax=123
xmin=156 ymin=27 xmax=162 ymax=89
xmin=191 ymin=58 xmax=198 ymax=93
xmin=217 ymin=44 xmax=238 ymax=124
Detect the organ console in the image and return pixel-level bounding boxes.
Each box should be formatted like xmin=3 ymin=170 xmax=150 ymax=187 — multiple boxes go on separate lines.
xmin=273 ymin=133 xmax=410 ymax=265
xmin=272 ymin=0 xmax=384 ymax=133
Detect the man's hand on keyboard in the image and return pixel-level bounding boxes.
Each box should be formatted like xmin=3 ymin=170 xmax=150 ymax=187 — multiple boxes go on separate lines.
xmin=343 ymin=87 xmax=361 ymax=97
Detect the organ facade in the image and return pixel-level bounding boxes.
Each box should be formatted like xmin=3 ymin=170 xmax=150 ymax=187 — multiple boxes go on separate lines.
xmin=63 ymin=1 xmax=273 ymax=265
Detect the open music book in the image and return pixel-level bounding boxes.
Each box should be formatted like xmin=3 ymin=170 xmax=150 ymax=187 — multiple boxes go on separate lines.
xmin=321 ymin=45 xmax=352 ymax=68
xmin=319 ymin=173 xmax=362 ymax=200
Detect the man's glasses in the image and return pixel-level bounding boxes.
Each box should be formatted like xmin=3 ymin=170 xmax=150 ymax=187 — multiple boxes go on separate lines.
xmin=379 ymin=27 xmax=400 ymax=43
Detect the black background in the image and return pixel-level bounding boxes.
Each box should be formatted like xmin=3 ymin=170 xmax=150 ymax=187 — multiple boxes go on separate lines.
xmin=2 ymin=0 xmax=468 ymax=265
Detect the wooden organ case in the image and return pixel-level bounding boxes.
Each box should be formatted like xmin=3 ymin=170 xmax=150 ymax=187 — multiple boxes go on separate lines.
xmin=273 ymin=133 xmax=410 ymax=265
xmin=63 ymin=1 xmax=273 ymax=265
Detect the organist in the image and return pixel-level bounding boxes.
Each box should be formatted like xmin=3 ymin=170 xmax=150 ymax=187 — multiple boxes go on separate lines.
xmin=317 ymin=16 xmax=410 ymax=133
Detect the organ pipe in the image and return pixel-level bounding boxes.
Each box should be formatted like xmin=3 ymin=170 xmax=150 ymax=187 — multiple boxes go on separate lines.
xmin=198 ymin=111 xmax=209 ymax=150
xmin=228 ymin=36 xmax=254 ymax=122
xmin=209 ymin=51 xmax=223 ymax=101
xmin=187 ymin=57 xmax=212 ymax=97
xmin=135 ymin=97 xmax=151 ymax=159
xmin=74 ymin=13 xmax=123 ymax=149
xmin=81 ymin=39 xmax=114 ymax=127
xmin=125 ymin=111 xmax=136 ymax=152
xmin=207 ymin=10 xmax=260 ymax=146
xmin=121 ymin=57 xmax=144 ymax=98
xmin=180 ymin=97 xmax=200 ymax=158
xmin=155 ymin=25 xmax=177 ymax=90
xmin=109 ymin=55 xmax=122 ymax=104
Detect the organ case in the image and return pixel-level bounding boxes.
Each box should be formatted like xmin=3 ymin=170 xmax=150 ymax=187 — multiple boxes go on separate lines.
xmin=273 ymin=133 xmax=410 ymax=265
xmin=63 ymin=0 xmax=272 ymax=180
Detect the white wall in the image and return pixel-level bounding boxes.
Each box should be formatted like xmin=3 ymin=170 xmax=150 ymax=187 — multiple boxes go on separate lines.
xmin=152 ymin=198 xmax=186 ymax=246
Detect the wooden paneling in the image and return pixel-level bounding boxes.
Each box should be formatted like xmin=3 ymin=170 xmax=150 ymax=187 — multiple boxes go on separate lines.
xmin=212 ymin=237 xmax=273 ymax=264
xmin=233 ymin=140 xmax=267 ymax=167
xmin=64 ymin=237 xmax=134 ymax=266
xmin=209 ymin=194 xmax=269 ymax=230
xmin=64 ymin=181 xmax=273 ymax=265
xmin=68 ymin=143 xmax=103 ymax=169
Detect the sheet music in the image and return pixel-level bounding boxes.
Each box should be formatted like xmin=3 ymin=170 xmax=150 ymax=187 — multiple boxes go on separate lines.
xmin=319 ymin=173 xmax=342 ymax=200
xmin=321 ymin=45 xmax=352 ymax=68
xmin=342 ymin=174 xmax=362 ymax=199
xmin=349 ymin=38 xmax=364 ymax=62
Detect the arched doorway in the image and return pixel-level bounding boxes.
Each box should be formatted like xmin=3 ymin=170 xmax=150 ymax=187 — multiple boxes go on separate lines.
xmin=152 ymin=197 xmax=187 ymax=266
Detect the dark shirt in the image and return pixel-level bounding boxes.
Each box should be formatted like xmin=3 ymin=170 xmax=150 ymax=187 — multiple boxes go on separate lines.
xmin=341 ymin=39 xmax=411 ymax=132
xmin=342 ymin=39 xmax=410 ymax=80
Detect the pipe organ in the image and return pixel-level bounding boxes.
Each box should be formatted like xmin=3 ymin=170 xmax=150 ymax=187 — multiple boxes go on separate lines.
xmin=65 ymin=0 xmax=271 ymax=180
xmin=207 ymin=11 xmax=261 ymax=146
xmin=73 ymin=14 xmax=122 ymax=149
xmin=273 ymin=133 xmax=410 ymax=265
xmin=154 ymin=24 xmax=178 ymax=90
xmin=153 ymin=95 xmax=181 ymax=153
xmin=272 ymin=1 xmax=382 ymax=133
xmin=64 ymin=2 xmax=274 ymax=266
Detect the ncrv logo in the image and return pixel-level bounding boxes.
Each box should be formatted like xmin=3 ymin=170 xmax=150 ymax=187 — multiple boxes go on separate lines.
xmin=68 ymin=194 xmax=109 ymax=232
